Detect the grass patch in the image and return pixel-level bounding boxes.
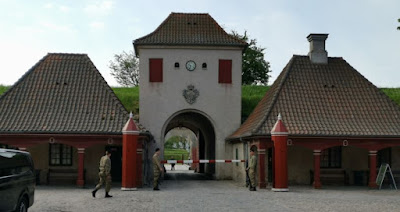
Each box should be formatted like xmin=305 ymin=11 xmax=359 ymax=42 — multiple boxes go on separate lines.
xmin=164 ymin=148 xmax=189 ymax=160
xmin=381 ymin=88 xmax=400 ymax=106
xmin=0 ymin=85 xmax=9 ymax=95
xmin=112 ymin=87 xmax=139 ymax=114
xmin=241 ymin=85 xmax=270 ymax=121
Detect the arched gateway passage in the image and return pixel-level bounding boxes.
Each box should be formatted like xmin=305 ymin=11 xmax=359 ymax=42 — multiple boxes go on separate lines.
xmin=162 ymin=110 xmax=216 ymax=179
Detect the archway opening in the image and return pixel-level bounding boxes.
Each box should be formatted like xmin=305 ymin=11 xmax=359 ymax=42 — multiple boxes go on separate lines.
xmin=163 ymin=111 xmax=215 ymax=180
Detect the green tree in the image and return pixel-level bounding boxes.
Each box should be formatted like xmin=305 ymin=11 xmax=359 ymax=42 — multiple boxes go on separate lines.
xmin=165 ymin=136 xmax=181 ymax=149
xmin=398 ymin=18 xmax=400 ymax=30
xmin=231 ymin=31 xmax=271 ymax=85
xmin=109 ymin=51 xmax=139 ymax=86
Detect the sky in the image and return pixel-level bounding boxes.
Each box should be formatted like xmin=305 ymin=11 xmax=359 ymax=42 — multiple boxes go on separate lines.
xmin=0 ymin=0 xmax=399 ymax=87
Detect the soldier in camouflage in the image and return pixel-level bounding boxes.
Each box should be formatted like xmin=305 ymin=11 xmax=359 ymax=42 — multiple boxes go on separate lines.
xmin=153 ymin=148 xmax=163 ymax=190
xmin=92 ymin=150 xmax=113 ymax=198
xmin=246 ymin=149 xmax=257 ymax=191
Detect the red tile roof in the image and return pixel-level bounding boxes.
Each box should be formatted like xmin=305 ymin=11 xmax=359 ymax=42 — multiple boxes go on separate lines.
xmin=228 ymin=55 xmax=400 ymax=140
xmin=134 ymin=13 xmax=247 ymax=54
xmin=0 ymin=53 xmax=132 ymax=135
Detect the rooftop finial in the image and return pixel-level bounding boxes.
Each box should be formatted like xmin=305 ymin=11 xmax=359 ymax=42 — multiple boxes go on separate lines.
xmin=129 ymin=112 xmax=133 ymax=119
xmin=278 ymin=113 xmax=282 ymax=120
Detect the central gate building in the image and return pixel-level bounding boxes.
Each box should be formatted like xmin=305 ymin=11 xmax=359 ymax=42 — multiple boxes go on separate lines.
xmin=134 ymin=13 xmax=247 ymax=179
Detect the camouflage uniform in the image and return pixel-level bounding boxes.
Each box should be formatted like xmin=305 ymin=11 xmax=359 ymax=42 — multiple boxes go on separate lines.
xmin=249 ymin=154 xmax=257 ymax=189
xmin=152 ymin=152 xmax=162 ymax=189
xmin=95 ymin=155 xmax=112 ymax=192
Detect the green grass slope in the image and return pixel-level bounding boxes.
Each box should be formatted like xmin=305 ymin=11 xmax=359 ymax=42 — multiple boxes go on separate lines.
xmin=1 ymin=85 xmax=400 ymax=120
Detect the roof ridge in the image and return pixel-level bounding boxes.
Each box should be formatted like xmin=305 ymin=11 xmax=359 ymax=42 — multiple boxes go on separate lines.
xmin=171 ymin=12 xmax=209 ymax=15
xmin=252 ymin=55 xmax=298 ymax=134
xmin=47 ymin=52 xmax=88 ymax=56
xmin=133 ymin=12 xmax=247 ymax=55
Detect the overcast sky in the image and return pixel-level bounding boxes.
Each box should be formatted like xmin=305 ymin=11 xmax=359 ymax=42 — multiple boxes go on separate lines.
xmin=0 ymin=0 xmax=399 ymax=87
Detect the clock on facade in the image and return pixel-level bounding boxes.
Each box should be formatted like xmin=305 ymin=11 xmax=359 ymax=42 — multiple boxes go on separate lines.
xmin=186 ymin=60 xmax=196 ymax=71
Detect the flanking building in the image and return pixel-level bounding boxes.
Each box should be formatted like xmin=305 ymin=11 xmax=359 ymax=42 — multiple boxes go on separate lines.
xmin=0 ymin=53 xmax=149 ymax=186
xmin=228 ymin=34 xmax=400 ymax=188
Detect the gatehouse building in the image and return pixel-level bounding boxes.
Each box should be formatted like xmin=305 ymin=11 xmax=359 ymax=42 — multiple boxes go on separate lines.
xmin=1 ymin=13 xmax=400 ymax=190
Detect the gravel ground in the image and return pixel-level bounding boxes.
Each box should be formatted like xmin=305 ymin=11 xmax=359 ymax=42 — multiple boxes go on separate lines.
xmin=29 ymin=169 xmax=400 ymax=212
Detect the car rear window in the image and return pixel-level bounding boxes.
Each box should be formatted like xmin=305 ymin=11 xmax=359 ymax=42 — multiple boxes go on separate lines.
xmin=0 ymin=151 xmax=32 ymax=177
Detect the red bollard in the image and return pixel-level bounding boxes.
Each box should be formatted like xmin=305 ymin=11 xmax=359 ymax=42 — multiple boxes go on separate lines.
xmin=271 ymin=114 xmax=289 ymax=192
xmin=122 ymin=113 xmax=139 ymax=190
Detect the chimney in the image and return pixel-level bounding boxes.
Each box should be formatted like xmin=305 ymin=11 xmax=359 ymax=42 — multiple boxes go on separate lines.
xmin=307 ymin=33 xmax=328 ymax=64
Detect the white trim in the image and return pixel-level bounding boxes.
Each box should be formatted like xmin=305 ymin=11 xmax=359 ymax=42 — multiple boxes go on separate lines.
xmin=313 ymin=150 xmax=321 ymax=155
xmin=272 ymin=188 xmax=289 ymax=192
xmin=215 ymin=160 xmax=225 ymax=163
xmin=184 ymin=160 xmax=193 ymax=163
xmin=199 ymin=160 xmax=209 ymax=163
xmin=231 ymin=160 xmax=242 ymax=163
xmin=122 ymin=130 xmax=140 ymax=135
xmin=271 ymin=132 xmax=289 ymax=136
xmin=77 ymin=148 xmax=85 ymax=154
xmin=167 ymin=160 xmax=177 ymax=164
xmin=121 ymin=187 xmax=137 ymax=191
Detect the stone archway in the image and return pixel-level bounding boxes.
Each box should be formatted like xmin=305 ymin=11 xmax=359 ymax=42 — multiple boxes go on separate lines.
xmin=162 ymin=110 xmax=216 ymax=176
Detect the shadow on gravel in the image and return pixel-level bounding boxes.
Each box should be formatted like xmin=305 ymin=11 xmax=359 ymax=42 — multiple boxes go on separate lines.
xmin=164 ymin=172 xmax=213 ymax=181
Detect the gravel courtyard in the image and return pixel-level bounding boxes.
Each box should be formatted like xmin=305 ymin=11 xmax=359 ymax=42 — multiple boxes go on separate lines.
xmin=30 ymin=171 xmax=400 ymax=212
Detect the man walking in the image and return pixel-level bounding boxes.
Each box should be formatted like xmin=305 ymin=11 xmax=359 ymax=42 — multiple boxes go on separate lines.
xmin=246 ymin=148 xmax=257 ymax=191
xmin=153 ymin=148 xmax=163 ymax=190
xmin=92 ymin=150 xmax=112 ymax=198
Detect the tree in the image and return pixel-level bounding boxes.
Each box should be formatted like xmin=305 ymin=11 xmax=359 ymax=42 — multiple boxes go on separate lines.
xmin=109 ymin=51 xmax=139 ymax=86
xmin=398 ymin=18 xmax=400 ymax=30
xmin=165 ymin=136 xmax=182 ymax=149
xmin=231 ymin=31 xmax=271 ymax=85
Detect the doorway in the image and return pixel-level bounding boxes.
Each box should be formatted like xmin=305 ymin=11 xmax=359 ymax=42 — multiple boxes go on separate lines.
xmin=106 ymin=145 xmax=122 ymax=182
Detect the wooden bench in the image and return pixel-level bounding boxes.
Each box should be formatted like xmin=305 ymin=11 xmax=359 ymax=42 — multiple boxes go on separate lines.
xmin=47 ymin=169 xmax=85 ymax=185
xmin=310 ymin=169 xmax=348 ymax=185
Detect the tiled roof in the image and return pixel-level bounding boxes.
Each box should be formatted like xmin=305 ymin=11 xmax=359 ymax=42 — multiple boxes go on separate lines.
xmin=0 ymin=53 xmax=131 ymax=135
xmin=228 ymin=55 xmax=400 ymax=140
xmin=134 ymin=12 xmax=247 ymax=53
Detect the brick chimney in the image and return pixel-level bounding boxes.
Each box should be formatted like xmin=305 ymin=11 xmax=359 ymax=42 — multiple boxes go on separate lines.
xmin=307 ymin=33 xmax=328 ymax=64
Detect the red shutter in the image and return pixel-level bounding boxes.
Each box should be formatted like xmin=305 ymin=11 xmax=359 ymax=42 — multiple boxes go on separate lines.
xmin=149 ymin=59 xmax=163 ymax=82
xmin=219 ymin=60 xmax=232 ymax=84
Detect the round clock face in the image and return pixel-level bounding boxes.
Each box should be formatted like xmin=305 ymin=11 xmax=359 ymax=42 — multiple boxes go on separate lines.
xmin=186 ymin=60 xmax=196 ymax=71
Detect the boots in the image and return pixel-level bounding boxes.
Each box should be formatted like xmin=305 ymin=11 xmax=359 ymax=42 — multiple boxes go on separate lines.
xmin=153 ymin=185 xmax=160 ymax=191
xmin=105 ymin=192 xmax=113 ymax=198
xmin=92 ymin=189 xmax=98 ymax=198
xmin=250 ymin=186 xmax=256 ymax=191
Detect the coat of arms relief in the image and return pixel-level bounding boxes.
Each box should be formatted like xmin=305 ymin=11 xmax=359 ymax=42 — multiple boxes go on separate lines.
xmin=182 ymin=85 xmax=199 ymax=104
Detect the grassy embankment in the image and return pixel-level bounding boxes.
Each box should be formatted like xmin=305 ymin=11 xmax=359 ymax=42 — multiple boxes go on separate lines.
xmin=1 ymin=85 xmax=400 ymax=120
xmin=164 ymin=149 xmax=190 ymax=160
xmin=0 ymin=85 xmax=8 ymax=94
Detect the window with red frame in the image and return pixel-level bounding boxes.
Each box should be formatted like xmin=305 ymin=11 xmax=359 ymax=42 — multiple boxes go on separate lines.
xmin=149 ymin=58 xmax=163 ymax=82
xmin=218 ymin=59 xmax=232 ymax=84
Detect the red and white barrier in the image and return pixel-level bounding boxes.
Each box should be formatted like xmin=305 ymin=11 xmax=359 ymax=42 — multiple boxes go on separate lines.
xmin=161 ymin=159 xmax=245 ymax=164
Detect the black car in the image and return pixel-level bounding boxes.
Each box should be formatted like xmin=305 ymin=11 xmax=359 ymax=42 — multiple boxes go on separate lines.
xmin=0 ymin=148 xmax=35 ymax=212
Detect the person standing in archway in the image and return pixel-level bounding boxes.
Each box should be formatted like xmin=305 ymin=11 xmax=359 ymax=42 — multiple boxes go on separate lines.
xmin=92 ymin=150 xmax=112 ymax=198
xmin=246 ymin=149 xmax=257 ymax=191
xmin=153 ymin=148 xmax=163 ymax=190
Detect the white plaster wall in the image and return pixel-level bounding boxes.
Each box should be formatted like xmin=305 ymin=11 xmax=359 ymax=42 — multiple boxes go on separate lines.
xmin=138 ymin=47 xmax=242 ymax=179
